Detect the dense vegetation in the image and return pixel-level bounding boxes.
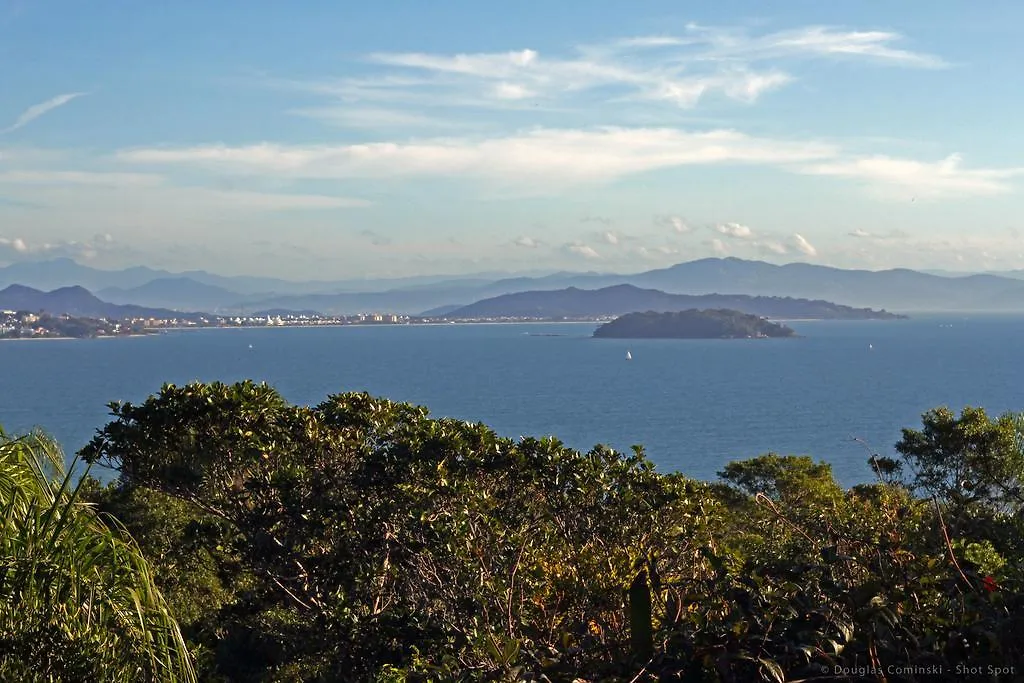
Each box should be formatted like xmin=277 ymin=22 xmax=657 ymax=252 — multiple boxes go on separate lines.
xmin=594 ymin=309 xmax=796 ymax=339
xmin=2 ymin=382 xmax=1024 ymax=680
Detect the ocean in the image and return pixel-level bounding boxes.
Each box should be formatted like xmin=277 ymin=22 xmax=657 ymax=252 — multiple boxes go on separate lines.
xmin=1 ymin=315 xmax=1021 ymax=486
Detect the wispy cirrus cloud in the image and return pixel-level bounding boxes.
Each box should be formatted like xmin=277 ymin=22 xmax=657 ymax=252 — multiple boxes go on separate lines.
xmin=801 ymin=153 xmax=1024 ymax=199
xmin=277 ymin=24 xmax=943 ymax=129
xmin=289 ymin=106 xmax=471 ymax=130
xmin=116 ymin=127 xmax=1022 ymax=200
xmin=687 ymin=24 xmax=947 ymax=68
xmin=116 ymin=127 xmax=835 ymax=191
xmin=0 ymin=170 xmax=162 ymax=186
xmin=2 ymin=93 xmax=86 ymax=134
xmin=0 ymin=170 xmax=369 ymax=213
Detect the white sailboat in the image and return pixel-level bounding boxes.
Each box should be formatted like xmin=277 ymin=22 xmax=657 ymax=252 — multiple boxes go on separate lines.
xmin=626 ymin=350 xmax=632 ymax=360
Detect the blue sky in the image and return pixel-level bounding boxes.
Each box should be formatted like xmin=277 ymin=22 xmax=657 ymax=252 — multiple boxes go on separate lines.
xmin=2 ymin=0 xmax=1024 ymax=278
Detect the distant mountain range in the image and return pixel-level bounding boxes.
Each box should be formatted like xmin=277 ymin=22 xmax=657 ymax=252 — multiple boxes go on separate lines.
xmin=4 ymin=257 xmax=1024 ymax=314
xmin=440 ymin=285 xmax=903 ymax=320
xmin=97 ymin=277 xmax=252 ymax=312
xmin=0 ymin=285 xmax=200 ymax=320
xmin=0 ymin=258 xmax=558 ymax=300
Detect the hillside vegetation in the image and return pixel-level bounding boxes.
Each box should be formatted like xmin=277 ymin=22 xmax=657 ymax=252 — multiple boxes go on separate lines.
xmin=1 ymin=382 xmax=1023 ymax=681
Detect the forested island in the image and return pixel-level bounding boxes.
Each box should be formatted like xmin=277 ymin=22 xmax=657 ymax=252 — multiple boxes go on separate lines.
xmin=2 ymin=383 xmax=1023 ymax=681
xmin=594 ymin=309 xmax=797 ymax=339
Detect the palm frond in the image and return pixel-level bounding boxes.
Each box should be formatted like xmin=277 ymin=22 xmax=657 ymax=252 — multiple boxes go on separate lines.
xmin=0 ymin=429 xmax=196 ymax=682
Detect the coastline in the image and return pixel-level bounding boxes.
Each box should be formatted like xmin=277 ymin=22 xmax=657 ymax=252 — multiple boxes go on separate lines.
xmin=0 ymin=336 xmax=78 ymax=342
xmin=1 ymin=318 xmax=902 ymax=340
xmin=0 ymin=333 xmax=155 ymax=342
xmin=152 ymin=320 xmax=605 ymax=332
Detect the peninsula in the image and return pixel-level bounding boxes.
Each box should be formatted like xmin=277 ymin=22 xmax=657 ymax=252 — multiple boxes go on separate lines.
xmin=0 ymin=311 xmax=148 ymax=340
xmin=593 ymin=309 xmax=797 ymax=339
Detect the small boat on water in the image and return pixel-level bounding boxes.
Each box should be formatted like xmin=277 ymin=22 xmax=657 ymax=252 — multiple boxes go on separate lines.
xmin=626 ymin=350 xmax=632 ymax=360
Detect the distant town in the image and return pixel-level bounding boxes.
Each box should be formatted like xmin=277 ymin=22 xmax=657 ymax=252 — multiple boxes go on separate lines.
xmin=1 ymin=310 xmax=613 ymax=339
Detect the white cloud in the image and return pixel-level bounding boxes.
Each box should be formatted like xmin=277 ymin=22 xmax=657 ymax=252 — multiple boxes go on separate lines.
xmin=791 ymin=233 xmax=818 ymax=256
xmin=714 ymin=222 xmax=754 ymax=239
xmin=2 ymin=93 xmax=86 ymax=134
xmin=290 ymin=107 xmax=464 ymax=130
xmin=801 ymin=153 xmax=1024 ymax=199
xmin=846 ymin=228 xmax=910 ymax=241
xmin=192 ymin=189 xmax=368 ymax=210
xmin=695 ymin=25 xmax=946 ymax=68
xmin=0 ymin=236 xmax=29 ymax=253
xmin=602 ymin=231 xmax=620 ymax=245
xmin=0 ymin=170 xmax=162 ymax=186
xmin=565 ymin=242 xmax=600 ymax=259
xmin=339 ymin=25 xmax=942 ymax=115
xmin=361 ymin=43 xmax=792 ymax=111
xmin=115 ymin=128 xmax=1018 ymax=202
xmin=4 ymin=180 xmax=369 ymax=215
xmin=656 ymin=215 xmax=694 ymax=234
xmin=117 ymin=127 xmax=836 ymax=190
xmin=514 ymin=236 xmax=541 ymax=248
xmin=492 ymin=83 xmax=535 ymax=100
xmin=709 ymin=238 xmax=728 ymax=255
xmin=370 ymin=49 xmax=541 ymax=76
xmin=757 ymin=240 xmax=788 ymax=255
xmin=0 ymin=233 xmax=117 ymax=261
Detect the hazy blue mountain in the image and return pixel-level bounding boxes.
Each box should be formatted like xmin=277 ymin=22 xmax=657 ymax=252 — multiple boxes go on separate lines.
xmin=990 ymin=269 xmax=1024 ymax=280
xmin=272 ymin=258 xmax=1024 ymax=315
xmin=0 ymin=258 xmax=563 ymax=301
xmin=6 ymin=256 xmax=1024 ymax=314
xmin=233 ymin=287 xmax=493 ymax=316
xmin=617 ymin=258 xmax=1024 ymax=310
xmin=98 ymin=277 xmax=248 ymax=312
xmin=0 ymin=285 xmax=200 ymax=319
xmin=208 ymin=260 xmax=1024 ymax=315
xmin=0 ymin=259 xmax=348 ymax=296
xmin=439 ymin=284 xmax=903 ymax=319
xmin=0 ymin=258 xmax=173 ymax=292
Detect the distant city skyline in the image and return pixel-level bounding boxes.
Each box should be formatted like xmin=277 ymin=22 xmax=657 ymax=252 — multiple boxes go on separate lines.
xmin=2 ymin=1 xmax=1023 ymax=277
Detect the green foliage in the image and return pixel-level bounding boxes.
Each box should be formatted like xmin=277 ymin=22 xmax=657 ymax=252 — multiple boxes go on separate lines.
xmin=0 ymin=428 xmax=195 ymax=682
xmin=719 ymin=453 xmax=842 ymax=503
xmin=67 ymin=383 xmax=1024 ymax=681
xmin=896 ymin=406 xmax=1024 ymax=512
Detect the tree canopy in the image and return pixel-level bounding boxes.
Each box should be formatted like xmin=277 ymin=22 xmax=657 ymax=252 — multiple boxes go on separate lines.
xmin=5 ymin=381 xmax=1024 ymax=681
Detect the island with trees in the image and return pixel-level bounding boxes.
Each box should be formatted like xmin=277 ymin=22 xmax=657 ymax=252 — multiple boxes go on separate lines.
xmin=593 ymin=309 xmax=797 ymax=339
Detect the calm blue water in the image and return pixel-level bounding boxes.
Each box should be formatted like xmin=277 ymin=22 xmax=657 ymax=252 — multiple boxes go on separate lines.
xmin=1 ymin=316 xmax=1021 ymax=486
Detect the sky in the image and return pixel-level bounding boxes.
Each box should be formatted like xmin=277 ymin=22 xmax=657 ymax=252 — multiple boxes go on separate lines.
xmin=2 ymin=0 xmax=1024 ymax=279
